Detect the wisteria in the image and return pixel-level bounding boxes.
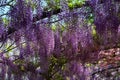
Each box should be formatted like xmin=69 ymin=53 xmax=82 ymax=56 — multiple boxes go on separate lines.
xmin=0 ymin=0 xmax=120 ymax=80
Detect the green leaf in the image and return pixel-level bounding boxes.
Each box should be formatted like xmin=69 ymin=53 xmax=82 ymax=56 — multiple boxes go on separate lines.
xmin=2 ymin=18 xmax=9 ymax=26
xmin=68 ymin=3 xmax=74 ymax=9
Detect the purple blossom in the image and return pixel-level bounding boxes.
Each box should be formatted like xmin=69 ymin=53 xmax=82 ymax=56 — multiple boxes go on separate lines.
xmin=53 ymin=30 xmax=61 ymax=57
xmin=9 ymin=0 xmax=33 ymax=30
xmin=62 ymin=27 xmax=78 ymax=56
xmin=0 ymin=19 xmax=7 ymax=42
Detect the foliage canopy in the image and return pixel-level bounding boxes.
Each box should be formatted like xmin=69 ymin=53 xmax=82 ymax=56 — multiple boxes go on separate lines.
xmin=0 ymin=0 xmax=120 ymax=80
